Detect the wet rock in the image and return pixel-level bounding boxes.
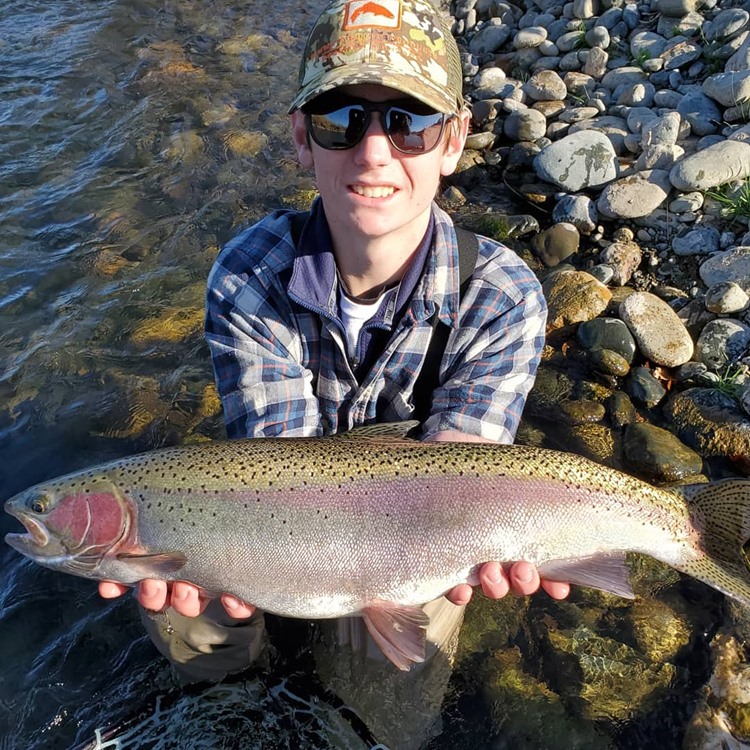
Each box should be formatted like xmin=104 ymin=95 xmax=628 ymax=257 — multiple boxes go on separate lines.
xmin=700 ymin=246 xmax=750 ymax=292
xmin=526 ymin=366 xmax=576 ymax=420
xmin=623 ymin=422 xmax=704 ymax=482
xmin=629 ymin=597 xmax=694 ymax=665
xmin=532 ymin=223 xmax=581 ymax=266
xmin=599 ymin=240 xmax=642 ymax=286
xmin=619 ymin=291 xmax=695 ymax=367
xmin=543 ymin=624 xmax=676 ymax=721
xmin=543 ymin=271 xmax=613 ymax=330
xmin=577 ymin=318 xmax=637 ymax=362
xmin=695 ymin=319 xmax=750 ymax=372
xmin=684 ymin=633 xmax=750 ymax=750
xmin=705 ymin=282 xmax=750 ymax=314
xmin=568 ymin=422 xmax=617 ymax=464
xmin=129 ymin=306 xmax=205 ymax=348
xmin=559 ymin=399 xmax=607 ymax=425
xmin=626 ymin=366 xmax=668 ymax=408
xmin=669 ymin=140 xmax=750 ymax=191
xmin=533 ymin=130 xmax=619 ymax=191
xmin=220 ymin=129 xmax=268 ymax=158
xmin=665 ymin=387 xmax=750 ymax=458
xmin=588 ymin=348 xmax=631 ymax=377
xmin=597 ymin=170 xmax=671 ymax=219
xmin=607 ymin=390 xmax=637 ymax=427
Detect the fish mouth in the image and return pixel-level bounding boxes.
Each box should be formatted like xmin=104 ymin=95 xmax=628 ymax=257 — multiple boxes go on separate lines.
xmin=4 ymin=513 xmax=51 ymax=554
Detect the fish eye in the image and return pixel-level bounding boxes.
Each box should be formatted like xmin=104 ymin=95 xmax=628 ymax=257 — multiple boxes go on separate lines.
xmin=30 ymin=496 xmax=50 ymax=514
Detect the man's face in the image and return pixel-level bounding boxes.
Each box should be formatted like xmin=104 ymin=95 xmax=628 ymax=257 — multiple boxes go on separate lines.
xmin=292 ymin=83 xmax=469 ymax=245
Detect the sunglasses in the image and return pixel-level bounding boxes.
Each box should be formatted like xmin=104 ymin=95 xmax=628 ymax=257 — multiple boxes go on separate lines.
xmin=304 ymin=96 xmax=454 ymax=155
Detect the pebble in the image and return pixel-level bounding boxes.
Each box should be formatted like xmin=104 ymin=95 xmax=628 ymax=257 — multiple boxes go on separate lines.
xmin=699 ymin=246 xmax=750 ymax=291
xmin=619 ymin=291 xmax=694 ymax=367
xmin=695 ymin=318 xmax=750 ymax=371
xmin=543 ymin=270 xmax=612 ymax=329
xmin=672 ymin=226 xmax=721 ymax=256
xmin=552 ymin=194 xmax=598 ymax=234
xmin=669 ymin=140 xmax=750 ymax=191
xmin=469 ymin=22 xmax=512 ymax=54
xmin=531 ymin=222 xmax=581 ymax=265
xmin=599 ymin=240 xmax=642 ymax=285
xmin=626 ymin=366 xmax=667 ymax=408
xmin=524 ymin=70 xmax=567 ymax=101
xmin=534 ymin=130 xmax=619 ymax=191
xmin=702 ymin=69 xmax=750 ymax=107
xmin=504 ymin=108 xmax=548 ymax=141
xmin=577 ymin=317 xmax=637 ymax=361
xmin=623 ymin=422 xmax=704 ymax=482
xmin=705 ymin=281 xmax=750 ymax=314
xmin=597 ymin=169 xmax=672 ymax=219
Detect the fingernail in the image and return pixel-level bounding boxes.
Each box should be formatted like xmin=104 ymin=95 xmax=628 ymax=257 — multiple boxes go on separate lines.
xmin=224 ymin=597 xmax=239 ymax=610
xmin=516 ymin=565 xmax=533 ymax=583
xmin=487 ymin=570 xmax=502 ymax=584
xmin=174 ymin=587 xmax=189 ymax=601
xmin=142 ymin=580 xmax=159 ymax=598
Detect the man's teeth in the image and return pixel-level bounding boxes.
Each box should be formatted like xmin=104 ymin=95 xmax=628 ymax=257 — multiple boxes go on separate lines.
xmin=352 ymin=185 xmax=394 ymax=198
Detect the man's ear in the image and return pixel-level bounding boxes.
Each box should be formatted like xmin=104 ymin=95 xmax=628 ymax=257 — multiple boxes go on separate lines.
xmin=291 ymin=110 xmax=314 ymax=169
xmin=440 ymin=109 xmax=470 ymax=177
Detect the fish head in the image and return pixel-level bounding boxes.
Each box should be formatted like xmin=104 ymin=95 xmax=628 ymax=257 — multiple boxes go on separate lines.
xmin=4 ymin=475 xmax=132 ymax=574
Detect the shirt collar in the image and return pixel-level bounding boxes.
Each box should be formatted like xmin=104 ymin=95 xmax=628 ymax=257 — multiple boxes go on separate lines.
xmin=287 ymin=197 xmax=436 ymax=325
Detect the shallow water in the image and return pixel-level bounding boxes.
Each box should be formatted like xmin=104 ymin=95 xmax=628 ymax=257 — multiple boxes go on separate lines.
xmin=0 ymin=1 xmax=728 ymax=748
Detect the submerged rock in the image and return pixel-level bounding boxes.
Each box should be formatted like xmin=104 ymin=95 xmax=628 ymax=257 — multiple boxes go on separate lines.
xmin=622 ymin=422 xmax=704 ymax=483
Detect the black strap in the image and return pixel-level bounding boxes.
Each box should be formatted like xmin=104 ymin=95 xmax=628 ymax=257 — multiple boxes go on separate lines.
xmin=410 ymin=226 xmax=478 ymax=425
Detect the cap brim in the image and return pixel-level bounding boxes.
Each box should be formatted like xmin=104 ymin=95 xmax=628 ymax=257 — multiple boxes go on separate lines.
xmin=288 ymin=63 xmax=459 ymax=114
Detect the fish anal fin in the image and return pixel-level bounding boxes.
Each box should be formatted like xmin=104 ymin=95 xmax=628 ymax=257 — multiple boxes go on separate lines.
xmin=115 ymin=551 xmax=188 ymax=577
xmin=362 ymin=601 xmax=429 ymax=671
xmin=538 ymin=553 xmax=635 ymax=599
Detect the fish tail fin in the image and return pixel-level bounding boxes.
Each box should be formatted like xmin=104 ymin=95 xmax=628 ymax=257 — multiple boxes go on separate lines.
xmin=676 ymin=479 xmax=750 ymax=608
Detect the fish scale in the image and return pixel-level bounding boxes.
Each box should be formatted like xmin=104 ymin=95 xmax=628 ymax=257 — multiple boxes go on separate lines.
xmin=5 ymin=430 xmax=750 ymax=671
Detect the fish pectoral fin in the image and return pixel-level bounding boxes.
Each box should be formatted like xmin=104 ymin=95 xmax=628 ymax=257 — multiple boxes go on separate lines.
xmin=362 ymin=601 xmax=429 ymax=672
xmin=538 ymin=553 xmax=635 ymax=599
xmin=115 ymin=551 xmax=188 ymax=577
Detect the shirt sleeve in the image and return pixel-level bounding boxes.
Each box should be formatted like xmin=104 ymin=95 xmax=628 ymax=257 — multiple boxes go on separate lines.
xmin=420 ymin=244 xmax=547 ymax=445
xmin=205 ymin=239 xmax=323 ymax=439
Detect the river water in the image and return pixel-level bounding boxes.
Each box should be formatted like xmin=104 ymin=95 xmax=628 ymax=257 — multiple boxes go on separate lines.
xmin=0 ymin=1 xmax=726 ymax=748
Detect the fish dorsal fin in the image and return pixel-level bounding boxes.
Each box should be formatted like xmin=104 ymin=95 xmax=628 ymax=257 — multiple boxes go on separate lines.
xmin=115 ymin=551 xmax=188 ymax=577
xmin=538 ymin=553 xmax=635 ymax=599
xmin=334 ymin=422 xmax=420 ymax=441
xmin=362 ymin=601 xmax=429 ymax=671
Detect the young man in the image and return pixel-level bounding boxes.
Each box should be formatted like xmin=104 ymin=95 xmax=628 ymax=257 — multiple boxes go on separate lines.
xmin=100 ymin=0 xmax=568 ymax=686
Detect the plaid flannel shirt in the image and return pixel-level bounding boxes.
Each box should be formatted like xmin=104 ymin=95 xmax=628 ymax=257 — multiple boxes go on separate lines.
xmin=205 ymin=202 xmax=547 ymax=442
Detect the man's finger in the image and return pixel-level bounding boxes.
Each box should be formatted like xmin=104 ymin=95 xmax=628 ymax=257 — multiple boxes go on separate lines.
xmin=508 ymin=561 xmax=540 ymax=596
xmin=479 ymin=561 xmax=511 ymax=600
xmin=171 ymin=582 xmax=208 ymax=617
xmin=137 ymin=579 xmax=169 ymax=611
xmin=445 ymin=583 xmax=474 ymax=606
xmin=541 ymin=579 xmax=570 ymax=600
xmin=99 ymin=580 xmax=128 ymax=599
xmin=221 ymin=594 xmax=257 ymax=619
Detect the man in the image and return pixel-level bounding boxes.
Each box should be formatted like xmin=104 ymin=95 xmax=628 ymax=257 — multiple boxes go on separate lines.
xmin=100 ymin=0 xmax=568 ymax=688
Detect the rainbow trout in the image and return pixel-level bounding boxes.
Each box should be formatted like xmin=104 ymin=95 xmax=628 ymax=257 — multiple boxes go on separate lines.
xmin=5 ymin=429 xmax=750 ymax=670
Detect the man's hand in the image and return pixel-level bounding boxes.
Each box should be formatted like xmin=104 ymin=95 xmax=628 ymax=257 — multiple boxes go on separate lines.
xmin=446 ymin=561 xmax=570 ymax=605
xmin=98 ymin=580 xmax=256 ymax=619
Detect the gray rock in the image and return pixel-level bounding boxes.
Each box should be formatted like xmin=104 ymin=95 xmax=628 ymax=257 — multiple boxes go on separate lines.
xmin=600 ymin=66 xmax=647 ymax=91
xmin=583 ymin=46 xmax=609 ymax=78
xmin=524 ymin=70 xmax=567 ymax=100
xmin=627 ymin=106 xmax=659 ymax=133
xmin=563 ymin=71 xmax=597 ymax=98
xmin=552 ymin=194 xmax=598 ymax=233
xmin=557 ymin=106 xmax=600 ymax=123
xmin=619 ymin=291 xmax=695 ymax=367
xmin=573 ymin=0 xmax=599 ymax=19
xmin=727 ymin=35 xmax=750 ymax=72
xmin=672 ymin=226 xmax=721 ymax=256
xmin=705 ymin=281 xmax=750 ymax=314
xmin=585 ymin=26 xmax=610 ymax=49
xmin=617 ymin=82 xmax=656 ymax=107
xmin=464 ymin=131 xmax=496 ymax=150
xmin=703 ymin=69 xmax=750 ymax=107
xmin=469 ymin=21 xmax=512 ymax=54
xmin=642 ymin=111 xmax=681 ymax=147
xmin=568 ymin=115 xmax=630 ymax=155
xmin=669 ymin=191 xmax=704 ymax=212
xmin=635 ymin=144 xmax=684 ymax=172
xmin=657 ymin=0 xmax=700 ymax=17
xmin=669 ymin=140 xmax=750 ymax=191
xmin=504 ymin=108 xmax=548 ymax=141
xmin=662 ymin=39 xmax=703 ymax=70
xmin=630 ymin=31 xmax=669 ymax=59
xmin=597 ymin=170 xmax=672 ymax=219
xmin=676 ymin=92 xmax=722 ymax=136
xmin=596 ymin=7 xmax=623 ymax=30
xmin=599 ymin=240 xmax=642 ymax=285
xmin=703 ymin=9 xmax=750 ymax=43
xmin=533 ymin=130 xmax=619 ymax=191
xmin=588 ymin=264 xmax=615 ymax=284
xmin=514 ymin=26 xmax=548 ymax=49
xmin=654 ymin=90 xmax=684 ymax=108
xmin=695 ymin=319 xmax=750 ymax=371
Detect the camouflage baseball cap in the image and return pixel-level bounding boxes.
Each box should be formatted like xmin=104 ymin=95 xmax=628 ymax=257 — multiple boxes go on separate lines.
xmin=288 ymin=0 xmax=464 ymax=115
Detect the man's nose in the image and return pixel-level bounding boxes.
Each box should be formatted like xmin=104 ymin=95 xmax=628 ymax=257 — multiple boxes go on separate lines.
xmin=354 ymin=112 xmax=393 ymax=164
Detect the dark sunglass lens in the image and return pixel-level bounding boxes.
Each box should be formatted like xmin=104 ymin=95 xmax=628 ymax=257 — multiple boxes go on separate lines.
xmin=309 ymin=106 xmax=369 ymax=149
xmin=386 ymin=108 xmax=445 ymax=153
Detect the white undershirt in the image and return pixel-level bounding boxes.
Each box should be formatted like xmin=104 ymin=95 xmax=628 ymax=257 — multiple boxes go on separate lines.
xmin=338 ymin=288 xmax=389 ymax=358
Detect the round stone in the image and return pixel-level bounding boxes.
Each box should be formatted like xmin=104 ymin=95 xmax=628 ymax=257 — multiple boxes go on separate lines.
xmin=669 ymin=140 xmax=750 ymax=191
xmin=705 ymin=281 xmax=750 ymax=314
xmin=504 ymin=108 xmax=548 ymax=141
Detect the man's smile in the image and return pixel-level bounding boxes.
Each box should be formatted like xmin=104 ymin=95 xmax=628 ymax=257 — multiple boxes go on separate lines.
xmin=350 ymin=185 xmax=396 ymax=198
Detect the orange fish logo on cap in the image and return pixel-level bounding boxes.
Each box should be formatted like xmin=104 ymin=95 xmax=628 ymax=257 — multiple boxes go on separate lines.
xmin=343 ymin=0 xmax=402 ymax=30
